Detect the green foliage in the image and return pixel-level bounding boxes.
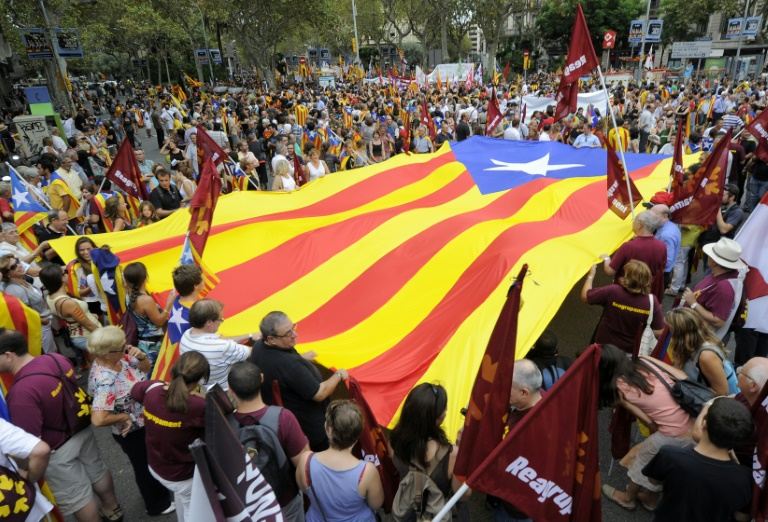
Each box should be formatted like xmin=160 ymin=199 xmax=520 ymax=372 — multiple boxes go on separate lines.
xmin=536 ymin=0 xmax=644 ymax=51
xmin=660 ymin=0 xmax=740 ymax=42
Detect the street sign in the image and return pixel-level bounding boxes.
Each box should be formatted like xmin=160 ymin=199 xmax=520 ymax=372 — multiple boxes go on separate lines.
xmin=744 ymin=16 xmax=762 ymax=37
xmin=19 ymin=28 xmax=53 ymax=59
xmin=209 ymin=48 xmax=222 ymax=65
xmin=628 ymin=19 xmax=663 ymax=43
xmin=727 ymin=18 xmax=744 ymax=39
xmin=195 ymin=49 xmax=209 ymax=65
xmin=603 ymin=30 xmax=617 ymax=49
xmin=671 ymin=41 xmax=712 ymax=59
xmin=54 ymin=28 xmax=83 ymax=58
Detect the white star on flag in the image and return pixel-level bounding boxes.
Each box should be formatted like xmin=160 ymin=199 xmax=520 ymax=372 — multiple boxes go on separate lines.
xmin=168 ymin=304 xmax=188 ymax=331
xmin=100 ymin=271 xmax=115 ymax=295
xmin=484 ymin=153 xmax=584 ymax=176
xmin=12 ymin=187 xmax=31 ymax=207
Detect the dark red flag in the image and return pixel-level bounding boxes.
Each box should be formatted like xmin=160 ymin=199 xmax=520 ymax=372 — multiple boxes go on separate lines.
xmin=553 ymin=4 xmax=598 ymax=122
xmin=466 ymin=344 xmax=602 ymax=522
xmin=751 ymin=381 xmax=768 ymax=520
xmin=105 ymin=138 xmax=148 ymax=200
xmin=746 ymin=107 xmax=768 ymax=163
xmin=188 ymin=158 xmax=222 ymax=256
xmin=553 ymin=78 xmax=579 ymax=123
xmin=420 ymin=99 xmax=436 ymax=141
xmin=606 ymin=140 xmax=642 ymax=219
xmin=485 ymin=88 xmax=503 ymax=136
xmin=453 ymin=264 xmax=526 ymax=480
xmin=347 ymin=377 xmax=399 ymax=511
xmin=671 ymin=128 xmax=732 ymax=226
xmin=293 ymin=153 xmax=306 ymax=186
xmin=502 ymin=62 xmax=511 ymax=81
xmin=196 ymin=125 xmax=229 ymax=166
xmin=669 ymin=122 xmax=685 ymax=189
xmin=188 ymin=388 xmax=283 ymax=520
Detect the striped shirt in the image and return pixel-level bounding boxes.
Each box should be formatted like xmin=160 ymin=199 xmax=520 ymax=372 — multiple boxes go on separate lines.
xmin=179 ymin=330 xmax=250 ymax=390
xmin=720 ymin=114 xmax=743 ymax=131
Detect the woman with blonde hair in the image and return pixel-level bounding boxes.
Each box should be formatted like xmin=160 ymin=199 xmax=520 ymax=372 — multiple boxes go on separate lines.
xmin=271 ymin=158 xmax=297 ymax=192
xmin=132 ymin=351 xmax=209 ymax=521
xmin=666 ymin=308 xmax=738 ymax=396
xmin=581 ymin=259 xmax=665 ymax=355
xmin=87 ymin=326 xmax=174 ymax=516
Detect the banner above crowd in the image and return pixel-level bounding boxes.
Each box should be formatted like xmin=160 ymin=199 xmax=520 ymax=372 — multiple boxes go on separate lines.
xmin=50 ymin=138 xmax=675 ymax=434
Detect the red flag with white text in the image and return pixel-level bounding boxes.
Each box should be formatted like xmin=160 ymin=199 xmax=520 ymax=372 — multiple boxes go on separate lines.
xmin=606 ymin=140 xmax=642 ymax=219
xmin=745 ymin=106 xmax=768 ymax=163
xmin=485 ymin=88 xmax=503 ymax=136
xmin=453 ymin=265 xmax=526 ymax=480
xmin=466 ymin=344 xmax=602 ymax=522
xmin=105 ymin=138 xmax=148 ymax=200
xmin=671 ymin=128 xmax=732 ymax=226
xmin=553 ymin=4 xmax=598 ymax=122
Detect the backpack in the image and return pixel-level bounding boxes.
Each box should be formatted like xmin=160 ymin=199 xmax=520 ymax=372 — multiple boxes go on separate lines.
xmin=392 ymin=445 xmax=451 ymax=522
xmin=540 ymin=365 xmax=566 ymax=391
xmin=232 ymin=406 xmax=297 ymax=507
xmin=9 ymin=354 xmax=92 ymax=448
xmin=696 ymin=346 xmax=739 ymax=395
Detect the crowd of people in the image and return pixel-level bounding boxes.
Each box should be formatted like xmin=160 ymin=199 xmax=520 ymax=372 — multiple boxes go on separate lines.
xmin=0 ymin=71 xmax=766 ymax=522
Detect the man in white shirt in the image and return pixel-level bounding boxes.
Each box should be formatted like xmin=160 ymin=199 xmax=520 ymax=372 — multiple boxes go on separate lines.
xmin=573 ymin=124 xmax=601 ymax=148
xmin=0 ymin=418 xmax=54 ymax=522
xmin=50 ymin=127 xmax=68 ymax=154
xmin=638 ymin=104 xmax=655 ymax=152
xmin=160 ymin=105 xmax=175 ymax=132
xmin=179 ymin=299 xmax=254 ymax=390
xmin=503 ymin=119 xmax=522 ymax=140
xmin=63 ymin=114 xmax=76 ymax=138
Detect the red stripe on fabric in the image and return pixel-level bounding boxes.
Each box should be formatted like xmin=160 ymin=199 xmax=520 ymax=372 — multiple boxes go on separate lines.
xmin=297 ymin=176 xmax=557 ymax=341
xmin=4 ymin=295 xmax=30 ymax=339
xmin=207 ymin=174 xmax=475 ymax=313
xmin=118 ymin=152 xmax=455 ymax=262
xmin=351 ymin=162 xmax=659 ymax=425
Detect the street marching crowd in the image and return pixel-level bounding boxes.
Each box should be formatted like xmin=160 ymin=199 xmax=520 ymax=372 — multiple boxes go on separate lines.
xmin=1 ymin=8 xmax=768 ymax=522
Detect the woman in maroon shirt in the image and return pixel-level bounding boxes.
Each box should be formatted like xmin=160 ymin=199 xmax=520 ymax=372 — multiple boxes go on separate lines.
xmin=581 ymin=259 xmax=665 ymax=355
xmin=131 ymin=351 xmax=209 ymax=521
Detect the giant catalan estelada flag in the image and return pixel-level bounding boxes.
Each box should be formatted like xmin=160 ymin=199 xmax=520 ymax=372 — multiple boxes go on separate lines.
xmin=49 ymin=138 xmax=683 ymax=434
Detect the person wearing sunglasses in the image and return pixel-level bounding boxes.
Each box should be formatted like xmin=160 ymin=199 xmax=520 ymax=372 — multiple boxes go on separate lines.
xmin=249 ymin=311 xmax=348 ymax=452
xmin=87 ymin=325 xmax=174 ymax=518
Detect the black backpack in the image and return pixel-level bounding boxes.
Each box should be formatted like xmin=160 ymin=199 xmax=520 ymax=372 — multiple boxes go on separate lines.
xmin=231 ymin=406 xmax=297 ymax=507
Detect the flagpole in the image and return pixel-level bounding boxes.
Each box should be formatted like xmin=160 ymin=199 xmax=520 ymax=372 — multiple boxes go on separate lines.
xmin=595 ymin=65 xmax=637 ymax=219
xmin=433 ymin=483 xmax=469 ymax=522
xmin=6 ymin=162 xmax=79 ymax=235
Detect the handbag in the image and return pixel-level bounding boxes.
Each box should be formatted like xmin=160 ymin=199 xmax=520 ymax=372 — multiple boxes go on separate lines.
xmin=640 ymin=358 xmax=714 ymax=417
xmin=638 ymin=295 xmax=657 ymax=356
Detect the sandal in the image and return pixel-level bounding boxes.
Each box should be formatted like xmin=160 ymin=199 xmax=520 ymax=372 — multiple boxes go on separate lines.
xmin=601 ymin=484 xmax=637 ymax=511
xmin=100 ymin=505 xmax=124 ymax=522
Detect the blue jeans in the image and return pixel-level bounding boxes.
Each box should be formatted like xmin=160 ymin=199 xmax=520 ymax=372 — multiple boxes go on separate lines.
xmin=745 ymin=176 xmax=768 ymax=212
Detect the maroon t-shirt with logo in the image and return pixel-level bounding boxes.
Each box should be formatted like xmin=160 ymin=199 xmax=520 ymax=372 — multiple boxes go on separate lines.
xmin=587 ymin=284 xmax=665 ymax=354
xmin=7 ymin=353 xmax=78 ymax=450
xmin=131 ymin=380 xmax=205 ymax=482
xmin=609 ymin=235 xmax=667 ymax=300
xmin=235 ymin=406 xmax=309 ymax=460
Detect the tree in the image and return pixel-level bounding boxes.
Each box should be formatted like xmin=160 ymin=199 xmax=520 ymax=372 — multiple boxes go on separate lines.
xmin=472 ymin=0 xmax=522 ymax=75
xmin=536 ymin=0 xmax=643 ymax=53
xmin=660 ymin=0 xmax=739 ymax=43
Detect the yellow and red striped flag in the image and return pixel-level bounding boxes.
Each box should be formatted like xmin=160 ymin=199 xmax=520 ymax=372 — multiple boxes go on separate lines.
xmin=0 ymin=294 xmax=42 ymax=395
xmin=47 ymin=139 xmax=681 ymax=433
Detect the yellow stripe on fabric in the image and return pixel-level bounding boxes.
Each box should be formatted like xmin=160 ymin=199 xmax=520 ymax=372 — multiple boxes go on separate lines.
xmin=304 ymin=175 xmax=607 ymax=368
xmin=49 ymin=148 xmax=455 ymax=274
xmin=391 ymin=158 xmax=675 ymax=435
xmin=139 ymin=156 xmax=469 ymax=294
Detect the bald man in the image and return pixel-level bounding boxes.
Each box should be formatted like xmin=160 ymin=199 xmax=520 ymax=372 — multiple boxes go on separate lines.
xmin=651 ymin=204 xmax=681 ymax=291
xmin=734 ymin=356 xmax=768 ymax=468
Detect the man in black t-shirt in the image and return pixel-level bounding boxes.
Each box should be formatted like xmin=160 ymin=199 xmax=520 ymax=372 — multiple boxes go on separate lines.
xmin=149 ymin=169 xmax=182 ymax=219
xmin=642 ymin=397 xmax=753 ymax=521
xmin=247 ymin=311 xmax=348 ymax=451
